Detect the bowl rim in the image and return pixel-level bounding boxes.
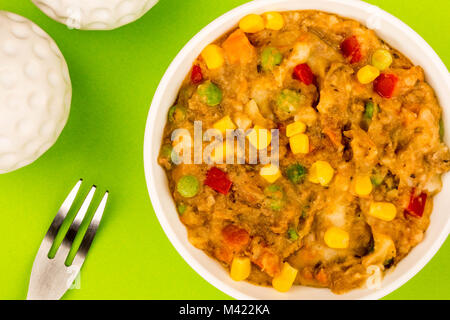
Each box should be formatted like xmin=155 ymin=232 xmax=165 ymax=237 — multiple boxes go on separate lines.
xmin=144 ymin=0 xmax=450 ymax=300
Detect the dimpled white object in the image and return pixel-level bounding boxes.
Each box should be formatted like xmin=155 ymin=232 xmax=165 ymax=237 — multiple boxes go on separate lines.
xmin=0 ymin=11 xmax=71 ymax=174
xmin=32 ymin=0 xmax=159 ymax=30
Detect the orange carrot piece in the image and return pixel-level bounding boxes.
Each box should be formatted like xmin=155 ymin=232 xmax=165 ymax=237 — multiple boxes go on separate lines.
xmin=222 ymin=225 xmax=250 ymax=249
xmin=222 ymin=29 xmax=255 ymax=64
xmin=253 ymin=251 xmax=281 ymax=277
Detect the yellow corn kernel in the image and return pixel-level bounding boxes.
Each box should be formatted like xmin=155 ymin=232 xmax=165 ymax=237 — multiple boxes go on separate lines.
xmin=372 ymin=49 xmax=393 ymax=71
xmin=308 ymin=160 xmax=334 ymax=186
xmin=239 ymin=14 xmax=265 ymax=33
xmin=201 ymin=44 xmax=225 ymax=70
xmin=230 ymin=256 xmax=251 ymax=281
xmin=213 ymin=115 xmax=236 ymax=134
xmin=354 ymin=175 xmax=373 ymax=196
xmin=369 ymin=202 xmax=397 ymax=221
xmin=247 ymin=125 xmax=272 ymax=150
xmin=357 ymin=65 xmax=380 ymax=84
xmin=286 ymin=121 xmax=306 ymax=137
xmin=289 ymin=133 xmax=309 ymax=154
xmin=262 ymin=12 xmax=285 ymax=31
xmin=324 ymin=227 xmax=350 ymax=249
xmin=272 ymin=262 xmax=298 ymax=293
xmin=260 ymin=164 xmax=281 ymax=183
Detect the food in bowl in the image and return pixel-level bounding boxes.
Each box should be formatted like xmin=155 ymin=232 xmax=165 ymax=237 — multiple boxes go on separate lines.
xmin=157 ymin=10 xmax=450 ymax=294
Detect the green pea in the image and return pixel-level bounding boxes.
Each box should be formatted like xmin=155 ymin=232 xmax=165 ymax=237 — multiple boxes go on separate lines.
xmin=197 ymin=81 xmax=222 ymax=106
xmin=160 ymin=144 xmax=173 ymax=158
xmin=177 ymin=175 xmax=200 ymax=198
xmin=363 ymin=101 xmax=375 ymax=120
xmin=168 ymin=104 xmax=187 ymax=123
xmin=275 ymin=89 xmax=304 ymax=120
xmin=270 ymin=200 xmax=284 ymax=211
xmin=370 ymin=175 xmax=383 ymax=187
xmin=370 ymin=170 xmax=385 ymax=187
xmin=261 ymin=47 xmax=283 ymax=71
xmin=177 ymin=203 xmax=187 ymax=215
xmin=287 ymin=228 xmax=299 ymax=241
xmin=264 ymin=184 xmax=286 ymax=211
xmin=286 ymin=163 xmax=307 ymax=184
xmin=439 ymin=118 xmax=444 ymax=141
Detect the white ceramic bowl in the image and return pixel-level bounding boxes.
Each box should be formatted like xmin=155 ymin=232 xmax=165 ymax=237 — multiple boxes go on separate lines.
xmin=144 ymin=0 xmax=450 ymax=299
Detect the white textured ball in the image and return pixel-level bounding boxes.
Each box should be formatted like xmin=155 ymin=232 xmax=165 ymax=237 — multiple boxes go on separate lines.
xmin=0 ymin=11 xmax=71 ymax=174
xmin=32 ymin=0 xmax=159 ymax=30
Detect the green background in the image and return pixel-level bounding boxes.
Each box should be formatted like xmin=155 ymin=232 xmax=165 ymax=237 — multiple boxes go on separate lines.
xmin=0 ymin=0 xmax=448 ymax=300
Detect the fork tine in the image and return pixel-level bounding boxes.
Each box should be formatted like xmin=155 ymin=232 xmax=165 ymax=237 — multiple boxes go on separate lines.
xmin=72 ymin=191 xmax=109 ymax=269
xmin=55 ymin=185 xmax=97 ymax=260
xmin=42 ymin=179 xmax=83 ymax=254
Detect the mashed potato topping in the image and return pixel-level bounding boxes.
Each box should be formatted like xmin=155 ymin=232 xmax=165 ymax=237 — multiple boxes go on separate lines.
xmin=158 ymin=11 xmax=450 ymax=293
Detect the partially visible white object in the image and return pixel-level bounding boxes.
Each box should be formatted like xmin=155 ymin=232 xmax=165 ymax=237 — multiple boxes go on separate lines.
xmin=0 ymin=11 xmax=71 ymax=174
xmin=32 ymin=0 xmax=159 ymax=30
xmin=144 ymin=0 xmax=450 ymax=300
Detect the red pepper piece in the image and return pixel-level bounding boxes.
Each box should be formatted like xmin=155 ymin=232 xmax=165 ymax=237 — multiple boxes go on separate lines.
xmin=204 ymin=167 xmax=232 ymax=195
xmin=293 ymin=63 xmax=315 ymax=85
xmin=373 ymin=73 xmax=398 ymax=99
xmin=350 ymin=48 xmax=362 ymax=64
xmin=405 ymin=189 xmax=427 ymax=218
xmin=340 ymin=35 xmax=362 ymax=63
xmin=191 ymin=65 xmax=203 ymax=84
xmin=222 ymin=225 xmax=249 ymax=249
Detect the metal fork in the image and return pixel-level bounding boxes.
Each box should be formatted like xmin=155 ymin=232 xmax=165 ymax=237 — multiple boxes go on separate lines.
xmin=27 ymin=180 xmax=109 ymax=300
